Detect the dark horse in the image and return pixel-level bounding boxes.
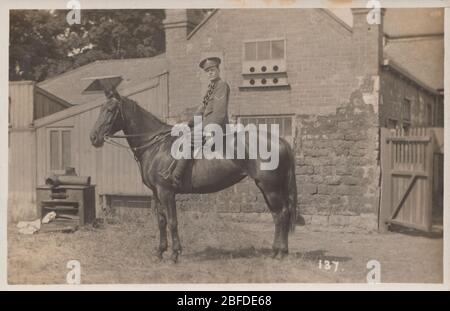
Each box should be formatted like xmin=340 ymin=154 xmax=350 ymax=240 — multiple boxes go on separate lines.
xmin=90 ymin=91 xmax=298 ymax=263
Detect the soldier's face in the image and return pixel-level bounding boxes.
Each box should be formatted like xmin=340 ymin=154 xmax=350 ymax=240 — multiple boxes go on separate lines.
xmin=206 ymin=66 xmax=220 ymax=81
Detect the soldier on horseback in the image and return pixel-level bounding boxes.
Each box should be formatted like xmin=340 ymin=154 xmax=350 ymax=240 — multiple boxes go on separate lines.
xmin=160 ymin=56 xmax=231 ymax=188
xmin=90 ymin=59 xmax=297 ymax=262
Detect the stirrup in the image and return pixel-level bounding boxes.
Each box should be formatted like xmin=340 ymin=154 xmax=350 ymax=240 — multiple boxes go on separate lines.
xmin=159 ymin=170 xmax=171 ymax=180
xmin=159 ymin=173 xmax=181 ymax=188
xmin=159 ymin=160 xmax=177 ymax=180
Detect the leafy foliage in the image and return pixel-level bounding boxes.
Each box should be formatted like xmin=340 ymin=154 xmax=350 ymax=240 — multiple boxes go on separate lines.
xmin=10 ymin=9 xmax=166 ymax=81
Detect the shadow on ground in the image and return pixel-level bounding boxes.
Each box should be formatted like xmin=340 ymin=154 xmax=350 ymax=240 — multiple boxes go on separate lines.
xmin=389 ymin=224 xmax=443 ymax=239
xmin=188 ymin=246 xmax=352 ymax=263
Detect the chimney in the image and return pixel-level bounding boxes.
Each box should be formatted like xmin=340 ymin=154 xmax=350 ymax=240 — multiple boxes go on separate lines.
xmin=351 ymin=8 xmax=385 ymax=76
xmin=163 ymin=9 xmax=204 ymax=121
xmin=163 ymin=9 xmax=204 ymax=59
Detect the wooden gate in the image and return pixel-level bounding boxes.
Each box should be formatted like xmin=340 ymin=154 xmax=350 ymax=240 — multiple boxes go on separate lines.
xmin=380 ymin=127 xmax=435 ymax=232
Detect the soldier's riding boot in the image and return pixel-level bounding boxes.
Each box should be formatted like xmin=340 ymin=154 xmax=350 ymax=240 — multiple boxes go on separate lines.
xmin=162 ymin=158 xmax=190 ymax=188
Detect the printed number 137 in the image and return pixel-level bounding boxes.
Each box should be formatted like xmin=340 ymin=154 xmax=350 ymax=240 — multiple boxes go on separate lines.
xmin=318 ymin=260 xmax=339 ymax=272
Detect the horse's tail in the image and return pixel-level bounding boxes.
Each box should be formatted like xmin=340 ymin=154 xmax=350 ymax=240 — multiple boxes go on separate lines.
xmin=286 ymin=147 xmax=297 ymax=233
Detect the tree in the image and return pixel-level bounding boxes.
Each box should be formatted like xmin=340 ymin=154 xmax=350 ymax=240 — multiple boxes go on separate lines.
xmin=9 ymin=9 xmax=166 ymax=82
xmin=10 ymin=10 xmax=66 ymax=81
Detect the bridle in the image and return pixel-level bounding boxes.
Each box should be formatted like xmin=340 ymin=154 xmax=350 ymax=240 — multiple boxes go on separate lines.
xmin=102 ymin=96 xmax=171 ymax=155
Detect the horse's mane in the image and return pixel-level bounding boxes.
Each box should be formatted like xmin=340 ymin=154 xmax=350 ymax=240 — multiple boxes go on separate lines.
xmin=122 ymin=96 xmax=172 ymax=133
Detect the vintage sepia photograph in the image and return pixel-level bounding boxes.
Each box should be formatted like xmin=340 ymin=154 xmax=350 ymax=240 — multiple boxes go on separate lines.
xmin=4 ymin=0 xmax=448 ymax=287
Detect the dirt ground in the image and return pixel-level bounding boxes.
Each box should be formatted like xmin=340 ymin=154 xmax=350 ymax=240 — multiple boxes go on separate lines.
xmin=8 ymin=211 xmax=443 ymax=284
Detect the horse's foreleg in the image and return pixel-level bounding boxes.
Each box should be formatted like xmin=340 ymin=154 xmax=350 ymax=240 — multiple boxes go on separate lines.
xmin=159 ymin=189 xmax=182 ymax=263
xmin=154 ymin=200 xmax=168 ymax=261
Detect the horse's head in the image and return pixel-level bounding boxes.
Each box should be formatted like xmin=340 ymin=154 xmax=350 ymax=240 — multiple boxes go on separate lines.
xmin=90 ymin=93 xmax=124 ymax=148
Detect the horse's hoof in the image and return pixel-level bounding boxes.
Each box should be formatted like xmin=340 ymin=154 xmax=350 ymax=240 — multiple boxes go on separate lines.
xmin=153 ymin=248 xmax=165 ymax=262
xmin=272 ymin=249 xmax=288 ymax=260
xmin=153 ymin=253 xmax=163 ymax=263
xmin=170 ymin=251 xmax=181 ymax=264
xmin=277 ymin=250 xmax=288 ymax=260
xmin=271 ymin=250 xmax=279 ymax=259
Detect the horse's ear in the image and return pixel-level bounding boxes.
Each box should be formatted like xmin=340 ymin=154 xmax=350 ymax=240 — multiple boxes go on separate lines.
xmin=104 ymin=88 xmax=121 ymax=101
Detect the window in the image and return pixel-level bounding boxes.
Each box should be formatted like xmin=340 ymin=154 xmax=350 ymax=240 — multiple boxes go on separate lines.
xmin=244 ymin=39 xmax=285 ymax=61
xmin=401 ymin=98 xmax=411 ymax=128
xmin=241 ymin=38 xmax=289 ymax=88
xmin=387 ymin=118 xmax=398 ymax=129
xmin=427 ymin=103 xmax=433 ymax=126
xmin=48 ymin=128 xmax=72 ymax=172
xmin=238 ymin=115 xmax=294 ymax=145
xmin=83 ymin=75 xmax=122 ymax=94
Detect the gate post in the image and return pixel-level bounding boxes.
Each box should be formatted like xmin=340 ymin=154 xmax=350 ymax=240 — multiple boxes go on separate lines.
xmin=379 ymin=128 xmax=391 ymax=233
xmin=424 ymin=132 xmax=434 ymax=232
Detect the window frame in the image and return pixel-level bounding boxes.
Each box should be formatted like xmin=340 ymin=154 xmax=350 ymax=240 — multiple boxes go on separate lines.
xmin=243 ymin=38 xmax=286 ymax=62
xmin=427 ymin=103 xmax=434 ymax=126
xmin=236 ymin=114 xmax=295 ymax=145
xmin=46 ymin=127 xmax=73 ymax=174
xmin=82 ymin=76 xmax=122 ymax=94
xmin=401 ymin=98 xmax=412 ymax=128
xmin=387 ymin=118 xmax=399 ymax=129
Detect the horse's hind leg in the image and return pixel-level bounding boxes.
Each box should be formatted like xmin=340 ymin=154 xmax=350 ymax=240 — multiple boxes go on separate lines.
xmin=158 ymin=188 xmax=182 ymax=263
xmin=154 ymin=200 xmax=168 ymax=261
xmin=255 ymin=181 xmax=290 ymax=259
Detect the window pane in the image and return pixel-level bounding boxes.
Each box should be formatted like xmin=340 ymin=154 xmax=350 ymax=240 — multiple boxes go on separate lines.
xmin=284 ymin=117 xmax=292 ymax=136
xmin=269 ymin=118 xmax=278 ymax=134
xmin=387 ymin=119 xmax=398 ymax=129
xmin=276 ymin=118 xmax=284 ymax=136
xmin=427 ymin=104 xmax=433 ymax=126
xmin=271 ymin=40 xmax=285 ymax=59
xmin=403 ymin=99 xmax=411 ymax=121
xmin=244 ymin=42 xmax=257 ymax=61
xmin=50 ymin=130 xmax=60 ymax=170
xmin=62 ymin=130 xmax=71 ymax=169
xmin=257 ymin=41 xmax=270 ymax=60
xmin=237 ymin=116 xmax=293 ymax=138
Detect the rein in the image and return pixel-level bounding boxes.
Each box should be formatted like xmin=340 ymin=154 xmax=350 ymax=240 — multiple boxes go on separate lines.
xmin=102 ymin=97 xmax=172 ymax=154
xmin=104 ymin=131 xmax=172 ymax=152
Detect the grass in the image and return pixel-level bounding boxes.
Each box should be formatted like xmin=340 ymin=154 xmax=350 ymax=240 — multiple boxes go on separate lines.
xmin=8 ymin=211 xmax=443 ymax=284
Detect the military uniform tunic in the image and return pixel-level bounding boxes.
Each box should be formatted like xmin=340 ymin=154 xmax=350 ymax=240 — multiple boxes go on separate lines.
xmin=193 ymin=78 xmax=230 ymax=130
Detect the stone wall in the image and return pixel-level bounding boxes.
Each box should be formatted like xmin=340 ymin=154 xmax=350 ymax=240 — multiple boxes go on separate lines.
xmin=176 ymin=81 xmax=381 ymax=231
xmin=294 ymin=89 xmax=380 ymax=230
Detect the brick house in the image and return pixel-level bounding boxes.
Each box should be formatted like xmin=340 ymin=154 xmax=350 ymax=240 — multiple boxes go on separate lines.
xmin=162 ymin=8 xmax=444 ymax=230
xmin=16 ymin=8 xmax=443 ymax=230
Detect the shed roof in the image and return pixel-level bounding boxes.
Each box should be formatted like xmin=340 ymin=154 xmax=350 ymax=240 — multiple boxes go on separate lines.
xmin=384 ymin=36 xmax=444 ymax=90
xmin=383 ymin=8 xmax=444 ymax=91
xmin=38 ymin=54 xmax=168 ymax=105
